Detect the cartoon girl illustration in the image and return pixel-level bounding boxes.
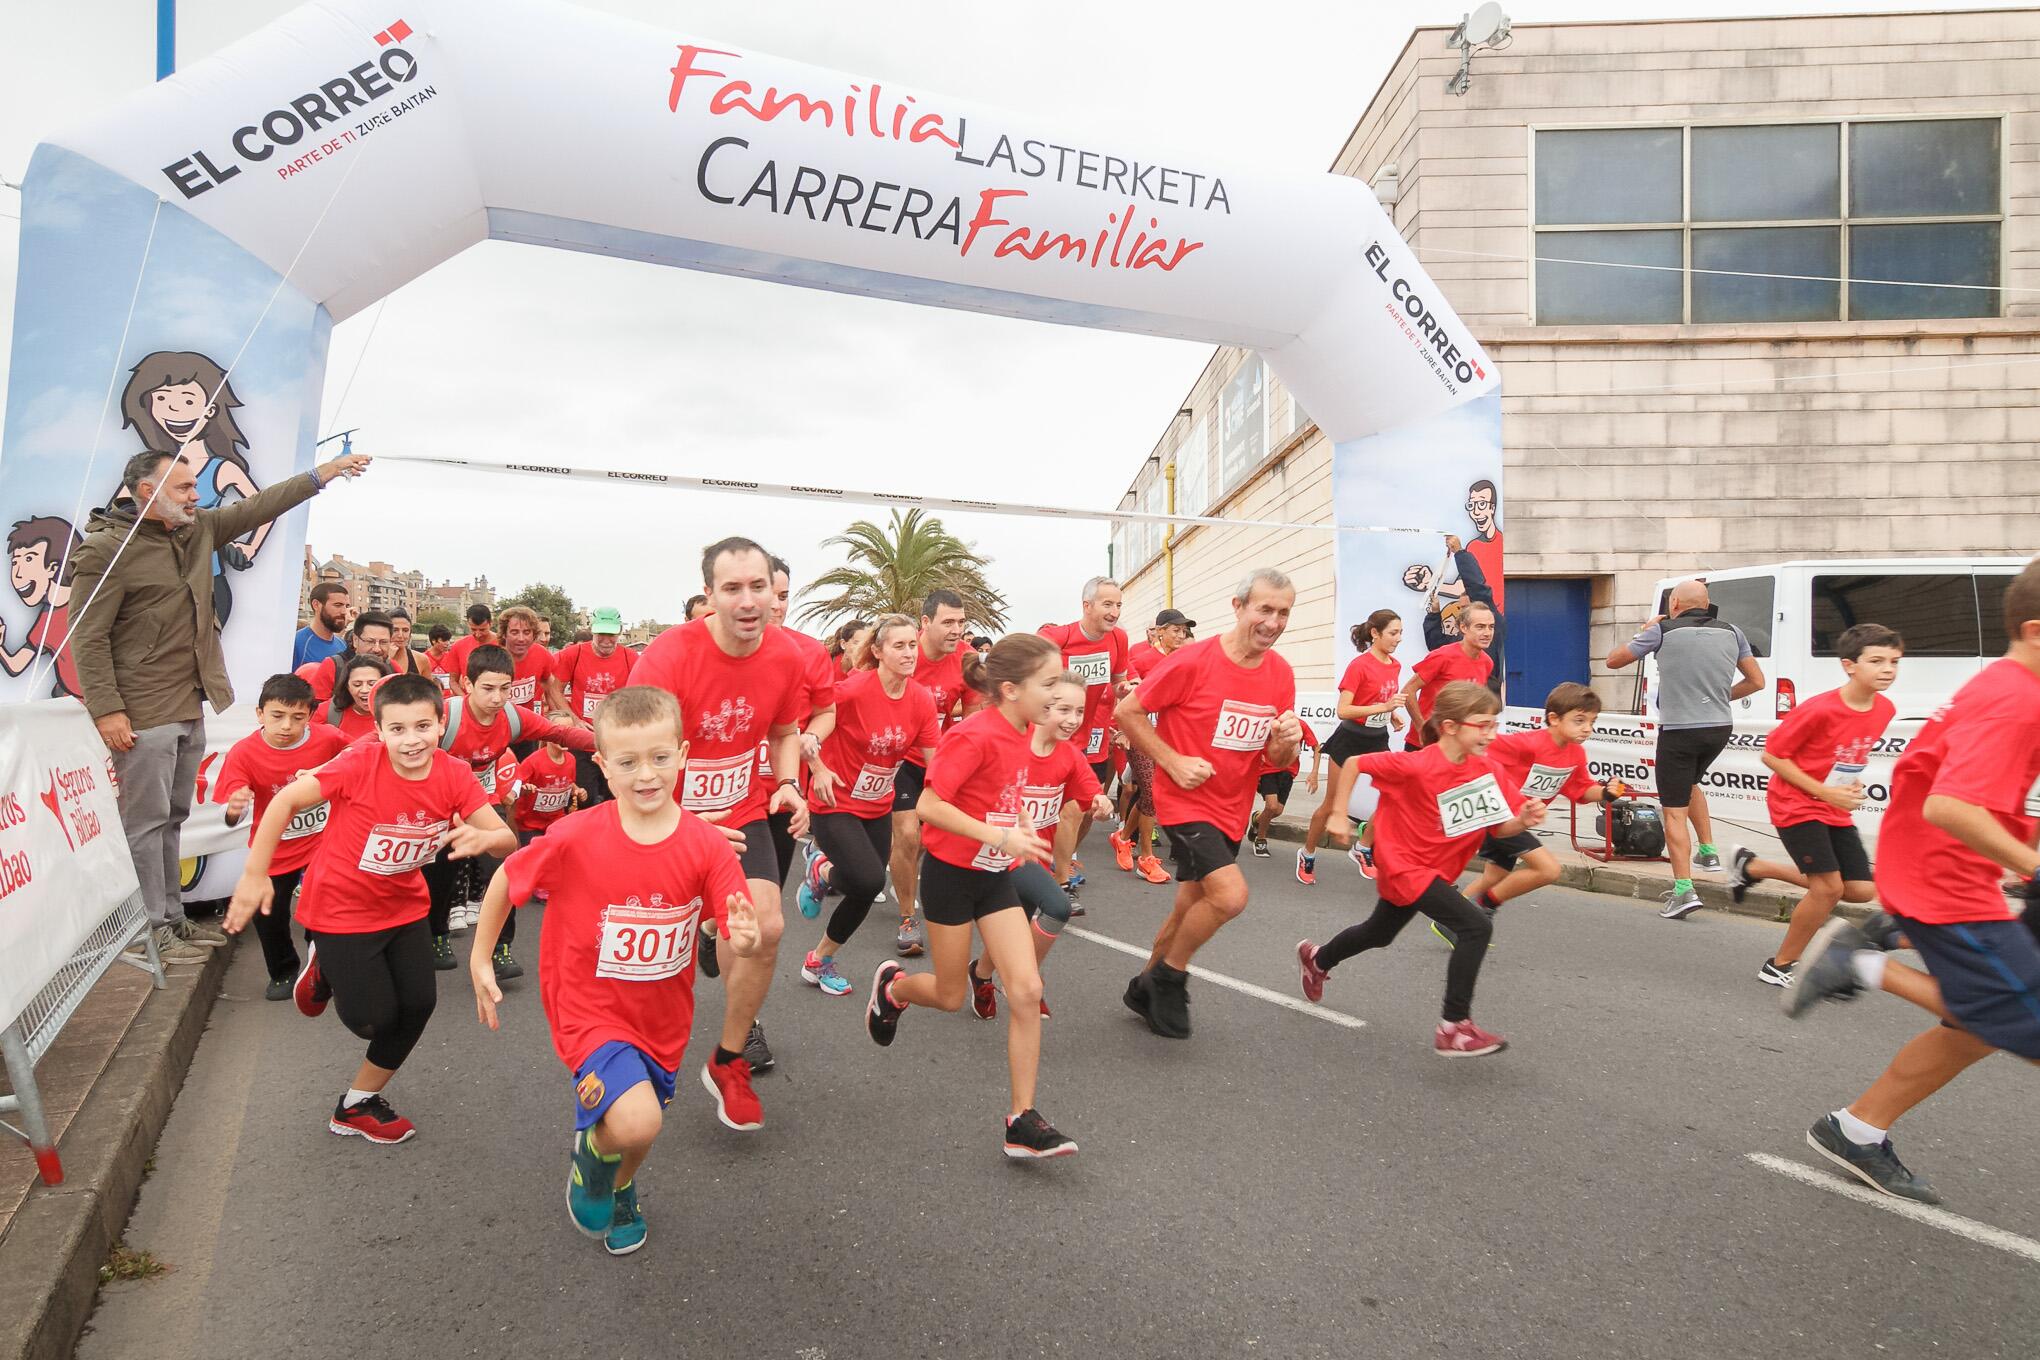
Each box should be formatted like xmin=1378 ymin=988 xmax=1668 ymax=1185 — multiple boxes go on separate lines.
xmin=119 ymin=350 xmax=262 ymax=626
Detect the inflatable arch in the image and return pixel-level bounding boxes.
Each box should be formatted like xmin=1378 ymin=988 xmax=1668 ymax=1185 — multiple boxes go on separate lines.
xmin=0 ymin=0 xmax=1499 ymax=710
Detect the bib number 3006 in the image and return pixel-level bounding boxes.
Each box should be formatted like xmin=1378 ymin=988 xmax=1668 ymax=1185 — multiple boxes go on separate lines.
xmin=1436 ymin=774 xmax=1510 ymax=836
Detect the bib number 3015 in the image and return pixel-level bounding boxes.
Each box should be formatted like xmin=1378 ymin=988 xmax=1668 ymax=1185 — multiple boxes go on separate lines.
xmin=1212 ymin=700 xmax=1275 ymax=753
xmin=1437 ymin=773 xmax=1510 ymax=836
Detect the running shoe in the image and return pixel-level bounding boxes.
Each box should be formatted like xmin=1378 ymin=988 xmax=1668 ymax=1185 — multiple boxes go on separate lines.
xmin=1110 ymin=830 xmax=1135 ymax=873
xmin=1806 ymin=1114 xmax=1941 ymax=1204
xmin=1781 ymin=918 xmax=1869 ymax=1018
xmin=1061 ymin=880 xmax=1083 ymax=918
xmin=566 ymin=1128 xmax=620 ymax=1238
xmin=1121 ymin=970 xmax=1152 ymax=1021
xmin=606 ymin=1181 xmax=648 ymax=1255
xmin=1134 ymin=854 xmax=1170 ymax=885
xmin=1003 ymin=1108 xmax=1078 ymax=1159
xmin=1295 ymin=851 xmax=1316 ymax=886
xmin=431 ymin=933 xmax=457 ymax=970
xmin=1658 ymin=887 xmax=1704 ymax=920
xmin=1038 ymin=992 xmax=1051 ymax=1020
xmin=1695 ymin=846 xmax=1724 ymax=873
xmin=744 ymin=1020 xmax=775 ymax=1074
xmin=1757 ymin=958 xmax=1795 ymax=988
xmin=1350 ymin=844 xmax=1376 ymax=880
xmin=896 ymin=914 xmax=926 ymax=958
xmin=867 ymin=960 xmax=905 ymax=1046
xmin=1434 ymin=1018 xmax=1507 ymax=1057
xmin=1144 ymin=965 xmax=1192 ymax=1039
xmin=1067 ymin=861 xmax=1085 ymax=888
xmin=1252 ymin=838 xmax=1270 ymax=858
xmin=1856 ymin=910 xmax=1905 ymax=951
xmin=1296 ymin=939 xmax=1328 ymax=1004
xmin=1729 ymin=846 xmax=1757 ymax=904
xmin=798 ymin=847 xmax=830 ymax=919
xmin=700 ymin=1055 xmax=763 ymax=1130
xmin=330 ymin=1093 xmax=417 ymax=1144
xmin=968 ymin=958 xmax=997 ymax=1021
xmin=801 ymin=950 xmax=852 ymax=996
xmin=264 ymin=976 xmax=294 ymax=1002
xmin=293 ymin=943 xmax=330 ymax=1018
xmin=492 ymin=943 xmax=524 ymax=980
xmin=170 ymin=918 xmax=228 ymax=949
xmin=699 ymin=923 xmax=720 ymax=979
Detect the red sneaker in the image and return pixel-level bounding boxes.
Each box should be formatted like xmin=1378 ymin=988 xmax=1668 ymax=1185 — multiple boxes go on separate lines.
xmin=1295 ymin=850 xmax=1317 ymax=886
xmin=968 ymin=959 xmax=997 ymax=1021
xmin=1350 ymin=845 xmax=1376 ymax=881
xmin=1110 ymin=831 xmax=1135 ymax=873
xmin=701 ymin=1055 xmax=764 ymax=1130
xmin=1134 ymin=854 xmax=1170 ymax=885
xmin=1434 ymin=1018 xmax=1508 ymax=1058
xmin=1039 ymin=992 xmax=1052 ymax=1020
xmin=1296 ymin=939 xmax=1329 ymax=1003
xmin=329 ymin=1093 xmax=416 ymax=1144
xmin=293 ymin=943 xmax=330 ymax=1018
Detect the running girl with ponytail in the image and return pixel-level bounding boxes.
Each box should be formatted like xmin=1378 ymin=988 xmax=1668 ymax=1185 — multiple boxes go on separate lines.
xmin=865 ymin=634 xmax=1109 ymax=1159
xmin=1298 ymin=610 xmax=1408 ymax=885
xmin=1296 ymin=680 xmax=1546 ymax=1057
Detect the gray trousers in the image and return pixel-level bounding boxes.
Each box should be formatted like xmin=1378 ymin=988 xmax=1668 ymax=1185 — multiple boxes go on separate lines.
xmin=112 ymin=717 xmax=205 ymax=928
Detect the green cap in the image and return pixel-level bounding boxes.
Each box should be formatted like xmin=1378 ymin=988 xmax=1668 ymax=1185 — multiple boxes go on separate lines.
xmin=591 ymin=607 xmax=623 ymax=634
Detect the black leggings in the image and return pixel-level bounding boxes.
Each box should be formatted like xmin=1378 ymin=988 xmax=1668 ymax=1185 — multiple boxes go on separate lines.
xmin=769 ymin=808 xmax=798 ymax=889
xmin=1012 ymin=861 xmax=1072 ymax=936
xmin=256 ymin=868 xmax=305 ymax=980
xmin=424 ymin=848 xmax=513 ymax=944
xmin=1314 ymin=877 xmax=1492 ymax=1022
xmin=309 ymin=921 xmax=438 ymax=1071
xmin=812 ymin=812 xmax=891 ymax=946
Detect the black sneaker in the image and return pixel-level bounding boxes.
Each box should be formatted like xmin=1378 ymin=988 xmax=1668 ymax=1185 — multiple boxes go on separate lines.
xmin=1121 ymin=971 xmax=1152 ymax=1021
xmin=867 ymin=961 xmax=905 ymax=1047
xmin=1144 ymin=965 xmax=1191 ymax=1039
xmin=1806 ymin=1114 xmax=1942 ymax=1204
xmin=431 ymin=934 xmax=456 ymax=971
xmin=1856 ymin=910 xmax=1905 ymax=951
xmin=1782 ymin=918 xmax=1868 ymax=1018
xmin=1757 ymin=957 xmax=1794 ymax=988
xmin=744 ymin=1020 xmax=775 ymax=1073
xmin=264 ymin=976 xmax=294 ymax=1002
xmin=1060 ymin=881 xmax=1084 ymax=919
xmin=492 ymin=943 xmax=524 ymax=980
xmin=1252 ymin=839 xmax=1270 ymax=858
xmin=1729 ymin=846 xmax=1757 ymax=905
xmin=698 ymin=922 xmax=720 ymax=980
xmin=1002 ymin=1108 xmax=1078 ymax=1159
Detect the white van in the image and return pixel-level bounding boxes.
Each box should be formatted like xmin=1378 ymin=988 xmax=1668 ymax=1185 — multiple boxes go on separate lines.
xmin=1636 ymin=557 xmax=2027 ymax=722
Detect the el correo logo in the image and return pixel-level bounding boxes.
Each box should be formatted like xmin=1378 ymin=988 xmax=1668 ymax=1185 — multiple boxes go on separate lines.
xmin=1365 ymin=241 xmax=1486 ymax=388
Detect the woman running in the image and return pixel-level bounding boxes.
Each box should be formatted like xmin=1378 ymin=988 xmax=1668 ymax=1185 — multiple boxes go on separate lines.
xmin=315 ymin=653 xmax=392 ymax=741
xmin=796 ymin=615 xmax=939 ymax=995
xmin=1298 ymin=610 xmax=1408 ymax=884
xmin=865 ymin=634 xmax=1103 ymax=1159
xmin=1297 ymin=680 xmax=1545 ymax=1057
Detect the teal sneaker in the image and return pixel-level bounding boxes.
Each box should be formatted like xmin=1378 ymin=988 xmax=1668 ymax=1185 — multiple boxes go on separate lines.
xmin=566 ymin=1129 xmax=620 ymax=1238
xmin=606 ymin=1181 xmax=647 ymax=1256
xmin=796 ymin=881 xmax=822 ymax=919
xmin=812 ymin=954 xmax=852 ymax=997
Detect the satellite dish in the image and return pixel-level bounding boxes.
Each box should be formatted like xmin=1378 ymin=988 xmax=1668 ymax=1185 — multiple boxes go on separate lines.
xmin=1463 ymin=2 xmax=1510 ymax=46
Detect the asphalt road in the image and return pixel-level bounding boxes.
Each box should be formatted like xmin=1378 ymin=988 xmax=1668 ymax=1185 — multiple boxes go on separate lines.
xmin=79 ymin=846 xmax=2039 ymax=1359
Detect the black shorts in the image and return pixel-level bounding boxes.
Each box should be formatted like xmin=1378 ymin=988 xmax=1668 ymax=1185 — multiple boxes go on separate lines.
xmin=1164 ymin=821 xmax=1242 ymax=883
xmin=1896 ymin=912 xmax=2040 ymax=1061
xmin=918 ymin=853 xmax=1022 ymax=927
xmin=767 ymin=808 xmax=798 ymax=888
xmin=732 ymin=819 xmax=781 ymax=885
xmin=893 ymin=760 xmax=928 ymax=814
xmin=1479 ymin=828 xmax=1542 ymax=872
xmin=1655 ymin=725 xmax=1731 ymax=807
xmin=1776 ymin=821 xmax=1872 ymax=882
xmin=1257 ymin=771 xmax=1294 ymax=802
xmin=1090 ymin=759 xmax=1114 ymax=791
xmin=1323 ymin=722 xmax=1390 ymax=766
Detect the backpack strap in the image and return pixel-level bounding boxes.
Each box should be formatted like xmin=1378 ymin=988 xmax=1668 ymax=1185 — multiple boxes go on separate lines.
xmin=440 ymin=696 xmax=465 ymax=751
xmin=505 ymin=703 xmax=524 ymax=745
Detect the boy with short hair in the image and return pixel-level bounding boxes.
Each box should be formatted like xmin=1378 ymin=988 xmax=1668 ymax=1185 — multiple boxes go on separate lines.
xmin=470 ymin=686 xmax=762 ymax=1256
xmin=1732 ymin=623 xmax=1903 ymax=987
xmin=225 ymin=673 xmax=516 ymax=1144
xmin=216 ymin=674 xmax=354 ymax=997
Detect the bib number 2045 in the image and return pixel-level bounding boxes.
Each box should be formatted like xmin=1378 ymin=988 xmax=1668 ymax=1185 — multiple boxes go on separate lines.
xmin=1436 ymin=774 xmax=1509 ymax=835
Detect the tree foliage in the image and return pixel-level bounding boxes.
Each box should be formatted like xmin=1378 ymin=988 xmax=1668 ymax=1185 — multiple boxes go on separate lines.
xmin=500 ymin=582 xmax=578 ymax=642
xmin=413 ymin=606 xmax=460 ymax=637
xmin=794 ymin=509 xmax=1007 ymax=634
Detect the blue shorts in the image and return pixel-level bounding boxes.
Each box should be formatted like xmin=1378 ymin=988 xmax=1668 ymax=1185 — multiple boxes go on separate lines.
xmin=1896 ymin=912 xmax=2040 ymax=1062
xmin=571 ymin=1041 xmax=678 ymax=1131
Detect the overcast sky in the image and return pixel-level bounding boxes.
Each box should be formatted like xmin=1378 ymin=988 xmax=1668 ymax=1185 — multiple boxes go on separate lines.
xmin=2 ymin=0 xmax=2022 ymax=634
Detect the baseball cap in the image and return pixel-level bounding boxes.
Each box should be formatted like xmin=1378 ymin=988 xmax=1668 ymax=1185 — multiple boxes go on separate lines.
xmin=1155 ymin=609 xmax=1195 ymax=631
xmin=591 ymin=607 xmax=623 ymax=634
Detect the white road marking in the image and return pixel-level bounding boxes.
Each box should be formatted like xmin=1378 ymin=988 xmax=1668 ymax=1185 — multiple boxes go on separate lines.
xmin=1064 ymin=925 xmax=1367 ymax=1029
xmin=1747 ymin=1153 xmax=2040 ymax=1265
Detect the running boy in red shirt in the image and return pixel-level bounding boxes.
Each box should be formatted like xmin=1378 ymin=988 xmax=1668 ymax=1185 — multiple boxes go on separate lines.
xmin=224 ymin=673 xmax=516 ymax=1144
xmin=1728 ymin=623 xmax=1902 ymax=988
xmin=215 ymin=674 xmax=352 ymax=999
xmin=471 ymin=686 xmax=762 ymax=1255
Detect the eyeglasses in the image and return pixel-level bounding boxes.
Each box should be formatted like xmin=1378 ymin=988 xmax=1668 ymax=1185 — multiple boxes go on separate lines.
xmin=605 ymin=752 xmax=680 ymax=775
xmin=1452 ymin=718 xmax=1500 ymax=733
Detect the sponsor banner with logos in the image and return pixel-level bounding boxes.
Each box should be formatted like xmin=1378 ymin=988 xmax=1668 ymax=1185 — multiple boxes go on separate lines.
xmin=0 ymin=702 xmax=142 ymax=1026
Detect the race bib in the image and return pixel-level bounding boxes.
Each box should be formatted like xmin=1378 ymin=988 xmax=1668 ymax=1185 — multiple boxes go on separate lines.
xmin=1521 ymin=764 xmax=1572 ymax=801
xmin=1826 ymin=761 xmax=1867 ymax=790
xmin=852 ymin=763 xmax=897 ymax=803
xmin=282 ymin=801 xmax=330 ymax=841
xmin=756 ymin=738 xmax=772 ymax=778
xmin=1069 ymin=651 xmax=1112 ymax=686
xmin=476 ymin=762 xmax=498 ymax=795
xmin=971 ymin=811 xmax=1020 ymax=871
xmin=595 ymin=897 xmax=701 ymax=982
xmin=1212 ymin=700 xmax=1276 ymax=753
xmin=532 ymin=786 xmax=573 ymax=813
xmin=1437 ymin=773 xmax=1510 ymax=837
xmin=682 ymin=751 xmax=753 ymax=813
xmin=1365 ymin=710 xmax=1391 ymax=730
xmin=356 ymin=820 xmax=445 ymax=875
xmin=1085 ymin=728 xmax=1106 ymax=757
xmin=580 ymin=692 xmax=606 ymax=720
xmin=509 ymin=676 xmax=537 ymax=706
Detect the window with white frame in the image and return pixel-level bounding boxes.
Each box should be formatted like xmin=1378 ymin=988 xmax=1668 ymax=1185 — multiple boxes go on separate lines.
xmin=1533 ymin=118 xmax=2001 ymax=324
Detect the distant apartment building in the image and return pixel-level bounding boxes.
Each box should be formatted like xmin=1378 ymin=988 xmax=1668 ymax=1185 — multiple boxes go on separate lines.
xmin=298 ymin=549 xmax=490 ymax=625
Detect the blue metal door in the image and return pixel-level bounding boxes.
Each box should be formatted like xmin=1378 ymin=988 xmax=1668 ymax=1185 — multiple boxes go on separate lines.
xmin=1503 ymin=578 xmax=1592 ymax=707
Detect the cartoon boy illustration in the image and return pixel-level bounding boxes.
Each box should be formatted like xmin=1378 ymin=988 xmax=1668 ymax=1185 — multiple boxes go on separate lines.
xmin=119 ymin=350 xmax=263 ymax=626
xmin=1 ymin=514 xmax=85 ymax=699
xmin=1463 ymin=478 xmax=1503 ymax=610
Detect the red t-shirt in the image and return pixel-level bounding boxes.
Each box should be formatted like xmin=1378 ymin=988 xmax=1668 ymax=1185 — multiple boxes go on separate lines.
xmin=1876 ymin=658 xmax=2040 ymax=925
xmin=506 ymin=644 xmax=555 ymax=711
xmin=294 ymin=654 xmax=347 ymax=705
xmin=442 ymin=699 xmax=593 ymax=799
xmin=1281 ymin=722 xmax=1322 ymax=775
xmin=1355 ymin=744 xmax=1524 ymax=904
xmin=631 ymin=619 xmax=806 ymax=827
xmin=505 ymin=804 xmax=747 ymax=1072
xmin=314 ymin=700 xmax=378 ymax=743
xmin=923 ymin=708 xmax=1101 ymax=870
xmin=29 ymin=606 xmax=81 ymax=698
xmin=1765 ymin=688 xmax=1898 ymax=829
xmin=295 ymin=741 xmax=490 ymax=934
xmin=551 ymin=641 xmax=636 ymax=722
xmin=903 ymin=641 xmax=968 ymax=767
xmin=816 ymin=668 xmax=941 ymax=820
xmin=1135 ymin=635 xmax=1298 ymax=839
xmin=1411 ymin=643 xmax=1496 ymax=721
xmin=1038 ymin=621 xmax=1129 ymax=762
xmin=425 ymin=648 xmax=457 ymax=692
xmin=1467 ymin=531 xmax=1504 ymax=612
xmin=214 ymin=725 xmax=352 ymax=875
xmin=442 ymin=632 xmax=498 ymax=682
xmin=1339 ymin=652 xmax=1403 ymax=732
xmin=513 ymin=747 xmax=580 ymax=832
xmin=1127 ymin=641 xmax=1162 ymax=681
xmin=1487 ymin=727 xmax=1597 ymax=804
xmin=757 ymin=628 xmax=839 ymax=779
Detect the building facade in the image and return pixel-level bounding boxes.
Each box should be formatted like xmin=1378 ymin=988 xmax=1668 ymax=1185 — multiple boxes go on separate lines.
xmin=298 ymin=550 xmax=491 ymax=626
xmin=1114 ymin=9 xmax=2038 ymax=706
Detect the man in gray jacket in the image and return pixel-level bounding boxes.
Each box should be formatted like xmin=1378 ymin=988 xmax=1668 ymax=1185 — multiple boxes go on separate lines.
xmin=69 ymin=446 xmax=371 ymax=962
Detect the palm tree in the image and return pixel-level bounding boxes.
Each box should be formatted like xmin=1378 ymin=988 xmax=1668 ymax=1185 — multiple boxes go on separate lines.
xmin=796 ymin=508 xmax=1008 ymax=633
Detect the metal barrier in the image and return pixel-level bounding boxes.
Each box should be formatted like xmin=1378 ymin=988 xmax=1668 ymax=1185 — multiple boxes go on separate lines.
xmin=0 ymin=889 xmax=164 ymax=1186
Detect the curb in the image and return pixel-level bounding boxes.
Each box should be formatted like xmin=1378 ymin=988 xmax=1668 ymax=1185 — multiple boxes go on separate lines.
xmin=0 ymin=939 xmax=233 ymax=1360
